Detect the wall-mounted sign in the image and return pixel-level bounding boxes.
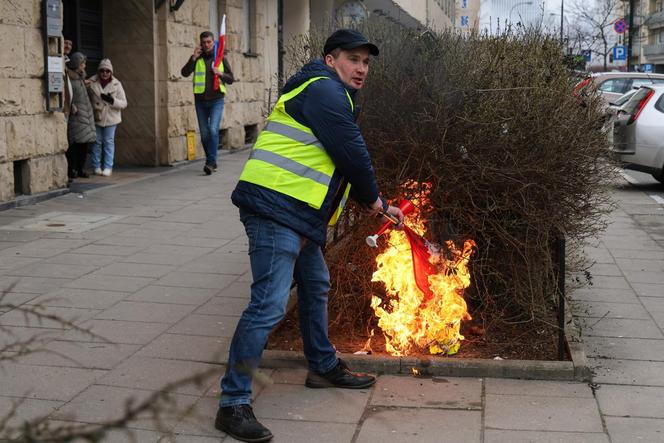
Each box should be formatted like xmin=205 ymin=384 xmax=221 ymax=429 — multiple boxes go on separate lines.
xmin=45 ymin=0 xmax=61 ymax=36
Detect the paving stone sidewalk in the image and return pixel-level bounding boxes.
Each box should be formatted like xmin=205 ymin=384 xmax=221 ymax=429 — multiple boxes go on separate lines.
xmin=0 ymin=152 xmax=662 ymax=442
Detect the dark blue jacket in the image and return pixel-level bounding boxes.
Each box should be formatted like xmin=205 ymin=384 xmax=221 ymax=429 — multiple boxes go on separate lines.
xmin=231 ymin=59 xmax=379 ymax=246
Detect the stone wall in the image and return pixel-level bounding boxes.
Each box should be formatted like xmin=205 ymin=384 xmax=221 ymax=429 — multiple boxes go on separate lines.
xmin=0 ymin=1 xmax=68 ymax=203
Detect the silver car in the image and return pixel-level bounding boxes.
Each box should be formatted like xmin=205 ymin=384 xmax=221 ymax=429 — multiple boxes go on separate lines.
xmin=575 ymin=72 xmax=664 ymax=105
xmin=611 ymin=85 xmax=664 ymax=183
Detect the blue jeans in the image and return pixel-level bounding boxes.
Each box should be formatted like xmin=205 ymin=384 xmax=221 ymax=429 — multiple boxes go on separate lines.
xmin=194 ymin=98 xmax=224 ymax=166
xmin=220 ymin=209 xmax=338 ymax=407
xmin=90 ymin=125 xmax=117 ymax=170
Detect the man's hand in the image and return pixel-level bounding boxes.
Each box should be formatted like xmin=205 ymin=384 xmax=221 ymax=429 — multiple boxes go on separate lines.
xmin=212 ymin=66 xmax=223 ymax=77
xmin=385 ymin=204 xmax=404 ymax=226
xmin=192 ymin=46 xmax=202 ymax=60
xmin=369 ymin=197 xmax=404 ymax=226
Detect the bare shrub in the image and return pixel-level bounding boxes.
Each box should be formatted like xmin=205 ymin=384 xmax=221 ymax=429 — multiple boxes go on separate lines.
xmin=288 ymin=20 xmax=613 ymax=336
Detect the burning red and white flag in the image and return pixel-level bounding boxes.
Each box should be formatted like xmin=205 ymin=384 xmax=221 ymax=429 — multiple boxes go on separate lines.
xmin=370 ymin=184 xmax=476 ymax=356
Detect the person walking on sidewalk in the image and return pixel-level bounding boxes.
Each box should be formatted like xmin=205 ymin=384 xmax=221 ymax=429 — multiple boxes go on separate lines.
xmin=65 ymin=51 xmax=96 ymax=182
xmin=181 ymin=31 xmax=234 ymax=175
xmin=215 ymin=29 xmax=404 ymax=443
xmin=88 ymin=58 xmax=127 ymax=177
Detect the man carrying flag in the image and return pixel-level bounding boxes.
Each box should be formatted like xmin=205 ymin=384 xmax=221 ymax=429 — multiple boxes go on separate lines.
xmin=181 ymin=18 xmax=234 ymax=175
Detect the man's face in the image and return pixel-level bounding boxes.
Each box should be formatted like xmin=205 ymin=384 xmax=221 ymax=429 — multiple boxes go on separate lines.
xmin=64 ymin=39 xmax=72 ymax=55
xmin=325 ymin=47 xmax=370 ymax=90
xmin=200 ymin=37 xmax=215 ymax=54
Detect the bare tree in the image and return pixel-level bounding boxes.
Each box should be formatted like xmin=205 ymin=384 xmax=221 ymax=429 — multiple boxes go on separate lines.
xmin=570 ymin=0 xmax=623 ymax=70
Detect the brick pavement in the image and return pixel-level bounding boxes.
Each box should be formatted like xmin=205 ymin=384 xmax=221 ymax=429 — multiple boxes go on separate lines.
xmin=0 ymin=152 xmax=662 ymax=442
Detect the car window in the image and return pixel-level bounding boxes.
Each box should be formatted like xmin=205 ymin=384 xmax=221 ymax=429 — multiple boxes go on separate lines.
xmin=632 ymin=78 xmax=654 ymax=88
xmin=655 ymin=95 xmax=664 ymax=114
xmin=651 ymin=79 xmax=664 ymax=84
xmin=623 ymin=88 xmax=653 ymax=114
xmin=613 ymin=89 xmax=638 ymax=106
xmin=598 ymin=78 xmax=631 ymax=93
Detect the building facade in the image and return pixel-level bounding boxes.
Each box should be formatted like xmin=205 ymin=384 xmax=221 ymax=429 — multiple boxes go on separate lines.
xmin=0 ymin=0 xmax=453 ymax=205
xmin=456 ymin=0 xmax=480 ymax=34
xmin=483 ymin=0 xmax=545 ymax=31
xmin=642 ymin=0 xmax=664 ymax=72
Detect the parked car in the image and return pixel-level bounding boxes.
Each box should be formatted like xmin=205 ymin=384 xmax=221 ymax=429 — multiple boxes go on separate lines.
xmin=611 ymin=85 xmax=664 ymax=183
xmin=574 ymin=72 xmax=664 ymax=105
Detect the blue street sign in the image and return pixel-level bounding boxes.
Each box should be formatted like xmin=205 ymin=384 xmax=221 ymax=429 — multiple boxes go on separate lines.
xmin=581 ymin=49 xmax=591 ymax=62
xmin=643 ymin=63 xmax=654 ymax=73
xmin=614 ymin=18 xmax=626 ymax=34
xmin=612 ymin=45 xmax=627 ymax=61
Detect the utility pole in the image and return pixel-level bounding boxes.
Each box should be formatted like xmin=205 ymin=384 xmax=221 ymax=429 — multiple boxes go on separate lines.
xmin=560 ymin=0 xmax=564 ymax=45
xmin=627 ymin=0 xmax=635 ymax=71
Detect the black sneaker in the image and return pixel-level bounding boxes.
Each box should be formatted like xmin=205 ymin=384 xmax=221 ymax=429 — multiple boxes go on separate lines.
xmin=305 ymin=358 xmax=376 ymax=389
xmin=77 ymin=170 xmax=90 ymax=178
xmin=203 ymin=164 xmax=212 ymax=175
xmin=215 ymin=404 xmax=273 ymax=442
xmin=212 ymin=163 xmax=218 ymax=172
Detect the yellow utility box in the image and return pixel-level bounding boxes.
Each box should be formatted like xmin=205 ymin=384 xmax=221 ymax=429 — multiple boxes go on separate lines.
xmin=186 ymin=130 xmax=196 ymax=161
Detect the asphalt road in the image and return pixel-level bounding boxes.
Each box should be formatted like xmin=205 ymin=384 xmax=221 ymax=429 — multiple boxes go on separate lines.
xmin=621 ymin=169 xmax=664 ymax=205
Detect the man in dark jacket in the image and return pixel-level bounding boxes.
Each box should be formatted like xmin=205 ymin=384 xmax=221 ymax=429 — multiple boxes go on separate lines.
xmin=181 ymin=31 xmax=234 ymax=175
xmin=215 ymin=29 xmax=403 ymax=443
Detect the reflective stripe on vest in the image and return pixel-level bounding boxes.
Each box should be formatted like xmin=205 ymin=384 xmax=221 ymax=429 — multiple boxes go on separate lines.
xmin=238 ymin=76 xmax=353 ymax=225
xmin=193 ymin=57 xmax=226 ymax=95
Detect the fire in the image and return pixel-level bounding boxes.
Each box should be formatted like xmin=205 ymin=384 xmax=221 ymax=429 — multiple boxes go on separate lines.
xmin=370 ymin=189 xmax=476 ymax=356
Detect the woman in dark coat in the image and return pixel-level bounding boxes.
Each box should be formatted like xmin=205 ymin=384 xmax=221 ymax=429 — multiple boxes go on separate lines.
xmin=65 ymin=52 xmax=96 ymax=181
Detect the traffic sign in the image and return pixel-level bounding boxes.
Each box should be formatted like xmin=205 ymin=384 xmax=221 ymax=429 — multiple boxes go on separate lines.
xmin=581 ymin=49 xmax=591 ymax=62
xmin=612 ymin=45 xmax=627 ymax=61
xmin=643 ymin=63 xmax=654 ymax=73
xmin=614 ymin=18 xmax=626 ymax=34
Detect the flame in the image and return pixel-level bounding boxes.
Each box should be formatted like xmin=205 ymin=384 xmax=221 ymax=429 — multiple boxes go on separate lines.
xmin=370 ymin=186 xmax=476 ymax=356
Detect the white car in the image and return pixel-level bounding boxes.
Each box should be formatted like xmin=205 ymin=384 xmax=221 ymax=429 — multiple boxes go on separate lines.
xmin=611 ymin=85 xmax=664 ymax=183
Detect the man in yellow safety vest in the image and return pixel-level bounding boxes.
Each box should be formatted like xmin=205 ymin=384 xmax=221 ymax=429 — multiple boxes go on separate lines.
xmin=215 ymin=29 xmax=403 ymax=443
xmin=181 ymin=31 xmax=234 ymax=175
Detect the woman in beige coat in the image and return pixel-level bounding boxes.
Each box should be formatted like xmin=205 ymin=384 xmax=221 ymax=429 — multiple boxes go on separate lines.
xmin=87 ymin=59 xmax=127 ymax=176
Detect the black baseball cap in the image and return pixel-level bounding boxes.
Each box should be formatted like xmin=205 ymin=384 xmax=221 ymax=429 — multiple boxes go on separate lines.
xmin=323 ymin=29 xmax=379 ymax=56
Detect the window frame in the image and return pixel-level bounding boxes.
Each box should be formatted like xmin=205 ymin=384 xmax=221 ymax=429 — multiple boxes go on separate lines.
xmin=242 ymin=0 xmax=258 ymax=57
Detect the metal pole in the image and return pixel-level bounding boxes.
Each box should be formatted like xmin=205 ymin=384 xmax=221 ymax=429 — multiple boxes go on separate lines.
xmin=557 ymin=235 xmax=566 ymax=361
xmin=560 ymin=0 xmax=564 ymax=45
xmin=628 ymin=0 xmax=635 ymax=71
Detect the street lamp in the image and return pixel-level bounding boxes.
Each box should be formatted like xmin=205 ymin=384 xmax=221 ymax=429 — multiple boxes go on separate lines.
xmin=560 ymin=0 xmax=564 ymax=45
xmin=549 ymin=12 xmax=569 ymax=45
xmin=509 ymin=1 xmax=534 ymax=23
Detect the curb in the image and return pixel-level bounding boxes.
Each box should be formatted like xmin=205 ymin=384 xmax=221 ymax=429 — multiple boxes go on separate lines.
xmin=0 ymin=147 xmax=252 ymax=211
xmin=0 ymin=188 xmax=70 ymax=212
xmin=263 ymin=295 xmax=592 ymax=382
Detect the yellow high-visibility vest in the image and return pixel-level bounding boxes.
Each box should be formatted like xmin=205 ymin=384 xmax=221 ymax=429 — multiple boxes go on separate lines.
xmin=239 ymin=76 xmax=352 ymax=225
xmin=193 ymin=57 xmax=226 ymax=95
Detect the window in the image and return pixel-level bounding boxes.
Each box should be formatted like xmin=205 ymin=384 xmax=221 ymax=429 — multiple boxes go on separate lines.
xmin=598 ymin=78 xmax=631 ymax=93
xmin=210 ymin=1 xmax=227 ymax=38
xmin=622 ymin=87 xmax=653 ymax=114
xmin=655 ymin=95 xmax=664 ymax=113
xmin=242 ymin=0 xmax=257 ymax=55
xmin=632 ymin=78 xmax=654 ymax=88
